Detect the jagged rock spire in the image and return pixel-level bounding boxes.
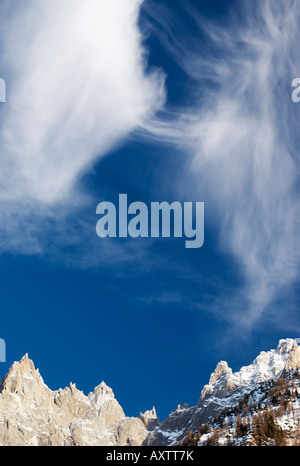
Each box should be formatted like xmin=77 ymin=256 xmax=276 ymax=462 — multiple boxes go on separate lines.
xmin=0 ymin=354 xmax=149 ymax=446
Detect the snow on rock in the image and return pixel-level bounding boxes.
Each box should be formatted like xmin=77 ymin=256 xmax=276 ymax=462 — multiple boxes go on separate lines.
xmin=139 ymin=407 xmax=160 ymax=430
xmin=0 ymin=354 xmax=149 ymax=446
xmin=200 ymin=339 xmax=300 ymax=402
xmin=1 ymin=339 xmax=299 ymax=446
xmin=145 ymin=338 xmax=300 ymax=446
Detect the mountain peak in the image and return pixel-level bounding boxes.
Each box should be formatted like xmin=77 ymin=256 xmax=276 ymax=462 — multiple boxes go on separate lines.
xmin=87 ymin=380 xmax=125 ymax=425
xmin=277 ymin=338 xmax=298 ymax=354
xmin=0 ymin=354 xmax=150 ymax=446
xmin=1 ymin=338 xmax=299 ymax=446
xmin=98 ymin=380 xmax=111 ymax=390
xmin=140 ymin=407 xmax=160 ymax=430
xmin=200 ymin=338 xmax=300 ymax=403
xmin=208 ymin=361 xmax=232 ymax=386
xmin=0 ymin=353 xmax=45 ymax=395
xmin=283 ymin=339 xmax=300 ymax=372
xmin=18 ymin=353 xmax=34 ymax=371
xmin=91 ymin=381 xmax=115 ymax=400
xmin=145 ymin=338 xmax=300 ymax=446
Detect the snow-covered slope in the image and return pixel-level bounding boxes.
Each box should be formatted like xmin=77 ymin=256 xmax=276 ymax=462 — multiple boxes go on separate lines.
xmin=0 ymin=338 xmax=299 ymax=446
xmin=201 ymin=338 xmax=299 ymax=400
xmin=144 ymin=338 xmax=300 ymax=446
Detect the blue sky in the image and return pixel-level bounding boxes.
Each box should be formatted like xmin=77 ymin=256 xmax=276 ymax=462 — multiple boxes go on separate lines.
xmin=0 ymin=0 xmax=300 ymax=421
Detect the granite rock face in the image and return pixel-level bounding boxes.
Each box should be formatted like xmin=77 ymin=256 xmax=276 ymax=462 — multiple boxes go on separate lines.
xmin=0 ymin=354 xmax=149 ymax=446
xmin=144 ymin=338 xmax=300 ymax=446
xmin=139 ymin=407 xmax=160 ymax=431
xmin=2 ymin=339 xmax=300 ymax=446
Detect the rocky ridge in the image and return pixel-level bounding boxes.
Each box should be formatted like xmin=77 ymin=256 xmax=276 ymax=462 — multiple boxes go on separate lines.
xmin=0 ymin=354 xmax=155 ymax=446
xmin=1 ymin=338 xmax=300 ymax=446
xmin=144 ymin=338 xmax=300 ymax=445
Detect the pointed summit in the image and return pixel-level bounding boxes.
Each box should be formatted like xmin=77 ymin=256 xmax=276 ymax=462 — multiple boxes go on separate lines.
xmin=0 ymin=353 xmax=49 ymax=399
xmin=90 ymin=381 xmax=116 ymax=404
xmin=283 ymin=339 xmax=300 ymax=372
xmin=88 ymin=381 xmax=125 ymax=429
xmin=208 ymin=361 xmax=232 ymax=386
xmin=17 ymin=353 xmax=34 ymax=372
xmin=89 ymin=380 xmax=117 ymax=407
xmin=0 ymin=354 xmax=148 ymax=446
xmin=140 ymin=407 xmax=160 ymax=430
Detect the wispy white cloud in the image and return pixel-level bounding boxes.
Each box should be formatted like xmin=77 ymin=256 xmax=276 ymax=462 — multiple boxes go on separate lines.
xmin=144 ymin=0 xmax=300 ymax=329
xmin=1 ymin=0 xmax=300 ymax=333
xmin=0 ymin=0 xmax=165 ymax=252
